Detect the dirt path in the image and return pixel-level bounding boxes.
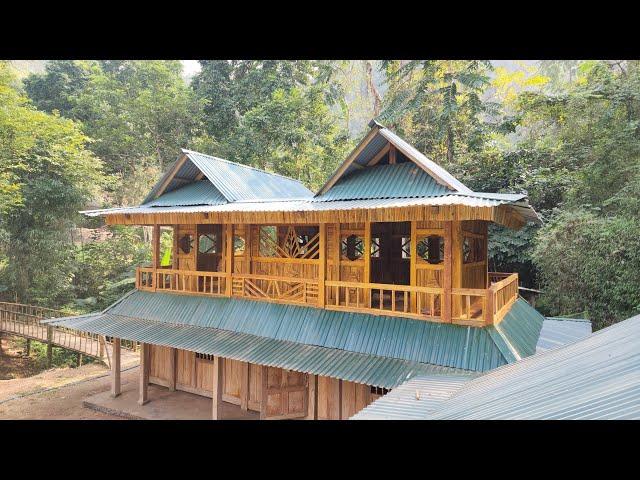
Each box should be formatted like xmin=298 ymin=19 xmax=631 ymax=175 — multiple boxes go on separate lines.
xmin=0 ymin=366 xmax=140 ymax=419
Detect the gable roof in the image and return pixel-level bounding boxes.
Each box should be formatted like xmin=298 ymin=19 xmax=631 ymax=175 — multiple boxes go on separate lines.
xmin=314 ymin=162 xmax=453 ymax=202
xmin=317 ymin=120 xmax=473 ymax=196
xmin=144 ymin=149 xmax=313 ymax=205
xmin=144 ymin=180 xmax=227 ymax=207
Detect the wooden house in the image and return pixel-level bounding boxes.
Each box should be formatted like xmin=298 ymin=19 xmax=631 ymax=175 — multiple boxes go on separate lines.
xmin=49 ymin=121 xmax=544 ymax=420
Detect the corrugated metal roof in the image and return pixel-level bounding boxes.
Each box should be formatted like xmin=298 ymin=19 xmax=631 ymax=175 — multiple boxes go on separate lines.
xmin=350 ymin=373 xmax=474 ymax=419
xmin=46 ymin=312 xmax=467 ymax=389
xmin=536 ymin=318 xmax=592 ymax=353
xmin=182 ymin=150 xmax=313 ymax=202
xmin=143 ymin=149 xmax=313 ymax=205
xmin=144 ymin=181 xmax=227 ymax=207
xmin=313 ymin=162 xmax=452 ymax=202
xmin=426 ymin=314 xmax=640 ymax=419
xmin=377 ymin=128 xmax=473 ymax=194
xmin=52 ymin=291 xmax=541 ymax=372
xmin=494 ymin=298 xmax=546 ymax=359
xmin=81 ymin=194 xmax=532 ymax=218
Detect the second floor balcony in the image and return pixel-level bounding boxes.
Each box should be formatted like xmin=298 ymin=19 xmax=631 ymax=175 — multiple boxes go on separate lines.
xmin=136 ymin=266 xmax=519 ymax=327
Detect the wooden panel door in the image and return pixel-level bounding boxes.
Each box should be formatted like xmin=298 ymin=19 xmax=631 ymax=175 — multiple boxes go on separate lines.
xmin=222 ymin=358 xmax=244 ymax=405
xmin=260 ymin=366 xmax=308 ymax=419
xmin=176 ymin=349 xmax=196 ymax=391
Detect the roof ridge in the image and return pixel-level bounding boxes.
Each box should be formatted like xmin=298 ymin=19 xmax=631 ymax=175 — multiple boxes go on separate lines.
xmin=182 ymin=149 xmax=308 ymax=186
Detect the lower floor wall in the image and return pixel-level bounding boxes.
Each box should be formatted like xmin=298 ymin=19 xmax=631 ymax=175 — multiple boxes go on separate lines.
xmin=148 ymin=344 xmax=379 ymax=419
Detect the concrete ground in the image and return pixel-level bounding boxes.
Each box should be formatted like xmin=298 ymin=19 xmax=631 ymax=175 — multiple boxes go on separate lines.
xmin=84 ymin=382 xmax=259 ymax=420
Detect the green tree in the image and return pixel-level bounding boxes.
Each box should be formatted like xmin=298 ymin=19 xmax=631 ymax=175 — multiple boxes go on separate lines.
xmin=0 ymin=61 xmax=104 ymax=306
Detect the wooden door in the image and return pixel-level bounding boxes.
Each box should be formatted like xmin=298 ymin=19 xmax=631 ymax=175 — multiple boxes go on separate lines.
xmin=260 ymin=366 xmax=308 ymax=419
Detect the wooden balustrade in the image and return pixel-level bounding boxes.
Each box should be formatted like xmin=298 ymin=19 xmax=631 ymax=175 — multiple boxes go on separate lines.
xmin=134 ymin=267 xmax=520 ymax=326
xmin=232 ymin=273 xmax=318 ymax=306
xmin=488 ymin=272 xmax=519 ymax=325
xmin=324 ymin=281 xmax=443 ymax=320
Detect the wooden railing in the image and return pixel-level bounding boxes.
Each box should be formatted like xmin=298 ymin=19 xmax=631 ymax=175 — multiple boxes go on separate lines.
xmin=324 ymin=281 xmax=443 ymax=320
xmin=0 ymin=302 xmax=139 ymax=367
xmin=134 ymin=267 xmax=519 ymax=326
xmin=488 ymin=272 xmax=519 ymax=325
xmin=137 ymin=267 xmax=228 ymax=297
xmin=451 ymin=288 xmax=488 ymax=325
xmin=232 ymin=274 xmax=319 ymax=306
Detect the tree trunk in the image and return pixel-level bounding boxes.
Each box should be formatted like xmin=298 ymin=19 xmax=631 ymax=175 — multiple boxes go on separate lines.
xmin=365 ymin=61 xmax=382 ymax=117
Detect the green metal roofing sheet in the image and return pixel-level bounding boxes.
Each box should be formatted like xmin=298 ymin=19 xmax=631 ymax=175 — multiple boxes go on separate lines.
xmin=52 ymin=291 xmax=542 ymax=373
xmin=425 ymin=314 xmax=640 ymax=419
xmin=314 ymin=162 xmax=452 ymax=202
xmin=46 ymin=312 xmax=468 ymax=389
xmin=496 ymin=298 xmax=546 ymax=359
xmin=144 ymin=180 xmax=228 ymax=207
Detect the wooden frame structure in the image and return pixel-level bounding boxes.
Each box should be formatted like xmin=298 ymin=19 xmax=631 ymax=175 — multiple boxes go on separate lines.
xmin=83 ymin=122 xmax=539 ymax=420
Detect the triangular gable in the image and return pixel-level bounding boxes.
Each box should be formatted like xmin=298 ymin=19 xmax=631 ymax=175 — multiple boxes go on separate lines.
xmin=144 ymin=149 xmax=314 ymax=205
xmin=316 ymin=121 xmax=473 ymax=196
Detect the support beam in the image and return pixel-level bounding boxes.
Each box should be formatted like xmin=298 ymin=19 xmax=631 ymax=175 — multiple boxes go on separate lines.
xmin=451 ymin=221 xmax=463 ymax=319
xmin=225 ymin=224 xmax=233 ymax=296
xmin=318 ymin=223 xmax=326 ymax=308
xmin=77 ymin=352 xmax=82 ymax=367
xmin=46 ymin=326 xmax=53 ymax=367
xmin=168 ymin=347 xmax=176 ymax=391
xmin=306 ymin=374 xmax=317 ymax=420
xmin=138 ymin=342 xmax=149 ymax=405
xmin=363 ymin=221 xmax=371 ymax=307
xmin=212 ymin=356 xmax=224 ymax=420
xmin=111 ymin=338 xmax=121 ymax=397
xmin=443 ymin=222 xmax=453 ymax=323
xmin=152 ymin=224 xmax=160 ymax=270
xmin=25 ymin=338 xmax=31 ymax=357
xmin=240 ymin=361 xmax=249 ymax=411
xmin=389 ymin=144 xmax=397 ymax=164
xmin=410 ymin=220 xmax=417 ymax=312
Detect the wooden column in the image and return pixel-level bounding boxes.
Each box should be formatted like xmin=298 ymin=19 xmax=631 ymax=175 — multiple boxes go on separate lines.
xmin=318 ymin=223 xmax=326 ymax=308
xmin=389 ymin=144 xmax=397 ymax=164
xmin=306 ymin=374 xmax=317 ymax=420
xmin=168 ymin=347 xmax=176 ymax=391
xmin=451 ymin=221 xmax=463 ymax=319
xmin=240 ymin=361 xmax=249 ymax=411
xmin=152 ymin=224 xmax=160 ymax=268
xmin=363 ymin=221 xmax=371 ymax=308
xmin=410 ymin=220 xmax=417 ymax=312
xmin=111 ymin=338 xmax=121 ymax=397
xmin=443 ymin=222 xmax=453 ymax=323
xmin=46 ymin=326 xmax=53 ymax=367
xmin=212 ymin=356 xmax=224 ymax=420
xmin=25 ymin=338 xmax=31 ymax=357
xmin=138 ymin=342 xmax=149 ymax=405
xmin=225 ymin=224 xmax=233 ymax=296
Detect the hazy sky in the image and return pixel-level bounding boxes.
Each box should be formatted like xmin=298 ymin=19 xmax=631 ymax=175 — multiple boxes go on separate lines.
xmin=182 ymin=60 xmax=200 ymax=77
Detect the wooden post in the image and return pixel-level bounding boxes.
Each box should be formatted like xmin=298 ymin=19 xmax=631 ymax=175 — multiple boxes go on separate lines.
xmin=168 ymin=347 xmax=176 ymax=391
xmin=259 ymin=364 xmax=268 ymax=420
xmin=318 ymin=223 xmax=326 ymax=308
xmin=240 ymin=361 xmax=249 ymax=411
xmin=443 ymin=222 xmax=453 ymax=323
xmin=138 ymin=342 xmax=149 ymax=405
xmin=389 ymin=144 xmax=397 ymax=164
xmin=152 ymin=224 xmax=160 ymax=268
xmin=363 ymin=221 xmax=371 ymax=308
xmin=212 ymin=356 xmax=224 ymax=420
xmin=451 ymin=221 xmax=463 ymax=319
xmin=77 ymin=352 xmax=82 ymax=367
xmin=306 ymin=374 xmax=317 ymax=420
xmin=410 ymin=220 xmax=417 ymax=312
xmin=111 ymin=338 xmax=121 ymax=397
xmin=46 ymin=326 xmax=53 ymax=367
xmin=25 ymin=338 xmax=31 ymax=357
xmin=225 ymin=224 xmax=233 ymax=297
xmin=485 ymin=287 xmax=495 ymax=326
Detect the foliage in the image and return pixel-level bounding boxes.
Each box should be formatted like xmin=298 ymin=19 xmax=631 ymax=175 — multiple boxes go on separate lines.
xmin=73 ymin=226 xmax=150 ymax=310
xmin=25 ymin=60 xmax=206 ymax=205
xmin=0 ymin=61 xmax=104 ymax=307
xmin=532 ymin=210 xmax=640 ymax=330
xmin=192 ymin=61 xmax=351 ymax=190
